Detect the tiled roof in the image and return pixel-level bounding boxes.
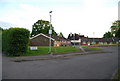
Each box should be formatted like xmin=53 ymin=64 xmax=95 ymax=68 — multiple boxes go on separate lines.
xmin=30 ymin=33 xmax=70 ymax=41
xmin=68 ymin=33 xmax=85 ymax=40
xmin=46 ymin=34 xmax=70 ymax=41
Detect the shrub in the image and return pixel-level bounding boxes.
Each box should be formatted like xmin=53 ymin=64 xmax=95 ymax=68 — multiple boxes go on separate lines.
xmin=2 ymin=28 xmax=30 ymax=56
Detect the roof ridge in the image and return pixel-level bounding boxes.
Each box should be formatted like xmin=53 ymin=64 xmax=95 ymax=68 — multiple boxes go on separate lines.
xmin=30 ymin=33 xmax=55 ymax=40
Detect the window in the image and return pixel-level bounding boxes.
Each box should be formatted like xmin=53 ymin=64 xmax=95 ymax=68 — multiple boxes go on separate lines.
xmin=92 ymin=42 xmax=96 ymax=44
xmin=88 ymin=42 xmax=90 ymax=45
xmin=83 ymin=42 xmax=86 ymax=44
xmin=54 ymin=41 xmax=57 ymax=44
xmin=99 ymin=42 xmax=103 ymax=45
xmin=116 ymin=42 xmax=118 ymax=44
xmin=109 ymin=42 xmax=113 ymax=44
xmin=104 ymin=42 xmax=107 ymax=44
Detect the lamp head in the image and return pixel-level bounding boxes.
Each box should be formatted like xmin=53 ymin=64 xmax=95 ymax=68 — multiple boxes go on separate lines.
xmin=49 ymin=11 xmax=52 ymax=13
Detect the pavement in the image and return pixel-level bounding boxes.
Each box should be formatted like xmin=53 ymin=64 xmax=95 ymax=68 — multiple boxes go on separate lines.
xmin=7 ymin=47 xmax=110 ymax=62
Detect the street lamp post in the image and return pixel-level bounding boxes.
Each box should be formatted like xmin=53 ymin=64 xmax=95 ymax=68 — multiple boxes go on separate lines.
xmin=79 ymin=33 xmax=81 ymax=46
xmin=93 ymin=32 xmax=95 ymax=45
xmin=74 ymin=33 xmax=75 ymax=48
xmin=49 ymin=11 xmax=52 ymax=55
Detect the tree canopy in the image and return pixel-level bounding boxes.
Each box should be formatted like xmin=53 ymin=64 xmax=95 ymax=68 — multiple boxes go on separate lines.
xmin=111 ymin=20 xmax=120 ymax=34
xmin=58 ymin=32 xmax=64 ymax=37
xmin=115 ymin=28 xmax=120 ymax=37
xmin=103 ymin=20 xmax=120 ymax=38
xmin=0 ymin=27 xmax=3 ymax=31
xmin=103 ymin=31 xmax=113 ymax=38
xmin=31 ymin=20 xmax=57 ymax=37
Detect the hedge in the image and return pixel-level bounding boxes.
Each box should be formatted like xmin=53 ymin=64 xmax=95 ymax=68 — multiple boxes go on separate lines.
xmin=2 ymin=28 xmax=30 ymax=56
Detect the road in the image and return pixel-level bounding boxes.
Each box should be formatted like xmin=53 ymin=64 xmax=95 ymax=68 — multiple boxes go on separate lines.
xmin=2 ymin=47 xmax=118 ymax=79
xmin=0 ymin=52 xmax=2 ymax=81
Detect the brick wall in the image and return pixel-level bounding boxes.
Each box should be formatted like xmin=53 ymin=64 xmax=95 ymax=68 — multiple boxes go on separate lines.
xmin=30 ymin=35 xmax=54 ymax=46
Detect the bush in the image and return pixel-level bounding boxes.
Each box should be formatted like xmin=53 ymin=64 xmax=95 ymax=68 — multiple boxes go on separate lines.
xmin=2 ymin=28 xmax=30 ymax=56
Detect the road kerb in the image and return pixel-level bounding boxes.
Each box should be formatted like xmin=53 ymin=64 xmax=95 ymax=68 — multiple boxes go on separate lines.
xmin=12 ymin=51 xmax=110 ymax=62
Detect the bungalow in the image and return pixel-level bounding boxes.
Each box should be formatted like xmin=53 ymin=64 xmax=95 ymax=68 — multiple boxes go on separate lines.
xmin=30 ymin=33 xmax=71 ymax=47
xmin=68 ymin=33 xmax=120 ymax=45
xmin=81 ymin=37 xmax=119 ymax=45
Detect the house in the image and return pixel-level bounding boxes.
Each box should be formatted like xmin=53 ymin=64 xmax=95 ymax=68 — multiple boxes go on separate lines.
xmin=68 ymin=33 xmax=120 ymax=45
xmin=68 ymin=33 xmax=84 ymax=45
xmin=30 ymin=33 xmax=71 ymax=47
xmin=81 ymin=37 xmax=119 ymax=45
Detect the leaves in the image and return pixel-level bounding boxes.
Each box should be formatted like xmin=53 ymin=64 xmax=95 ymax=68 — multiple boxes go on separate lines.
xmin=103 ymin=20 xmax=120 ymax=38
xmin=115 ymin=28 xmax=120 ymax=37
xmin=31 ymin=20 xmax=57 ymax=37
xmin=58 ymin=32 xmax=64 ymax=37
xmin=103 ymin=31 xmax=113 ymax=38
xmin=2 ymin=28 xmax=30 ymax=56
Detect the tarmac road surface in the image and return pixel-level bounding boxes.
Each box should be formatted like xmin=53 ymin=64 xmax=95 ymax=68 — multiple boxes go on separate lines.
xmin=0 ymin=36 xmax=1 ymax=80
xmin=2 ymin=47 xmax=118 ymax=79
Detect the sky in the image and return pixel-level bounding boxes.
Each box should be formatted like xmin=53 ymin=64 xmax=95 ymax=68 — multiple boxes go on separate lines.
xmin=0 ymin=0 xmax=119 ymax=38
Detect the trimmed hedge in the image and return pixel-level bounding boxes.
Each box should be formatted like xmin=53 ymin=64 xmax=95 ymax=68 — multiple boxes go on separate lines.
xmin=2 ymin=28 xmax=30 ymax=56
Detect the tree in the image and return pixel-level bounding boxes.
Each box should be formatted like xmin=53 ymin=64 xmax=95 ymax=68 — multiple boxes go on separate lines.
xmin=0 ymin=27 xmax=3 ymax=31
xmin=103 ymin=20 xmax=120 ymax=38
xmin=115 ymin=28 xmax=120 ymax=38
xmin=103 ymin=31 xmax=113 ymax=38
xmin=111 ymin=20 xmax=120 ymax=36
xmin=58 ymin=32 xmax=64 ymax=37
xmin=31 ymin=20 xmax=57 ymax=37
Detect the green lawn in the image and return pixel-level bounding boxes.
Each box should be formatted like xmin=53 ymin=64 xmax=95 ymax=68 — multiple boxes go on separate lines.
xmin=21 ymin=44 xmax=115 ymax=56
xmin=88 ymin=44 xmax=119 ymax=47
xmin=21 ymin=46 xmax=80 ymax=56
xmin=74 ymin=44 xmax=119 ymax=47
xmin=73 ymin=44 xmax=119 ymax=50
xmin=81 ymin=46 xmax=103 ymax=50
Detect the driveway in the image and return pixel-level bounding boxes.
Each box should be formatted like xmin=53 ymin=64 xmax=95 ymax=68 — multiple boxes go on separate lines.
xmin=2 ymin=47 xmax=118 ymax=79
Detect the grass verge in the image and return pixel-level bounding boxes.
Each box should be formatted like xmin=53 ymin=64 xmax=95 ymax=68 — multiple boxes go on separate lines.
xmin=21 ymin=46 xmax=80 ymax=56
xmin=114 ymin=68 xmax=120 ymax=79
xmin=88 ymin=44 xmax=119 ymax=47
xmin=81 ymin=46 xmax=103 ymax=50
